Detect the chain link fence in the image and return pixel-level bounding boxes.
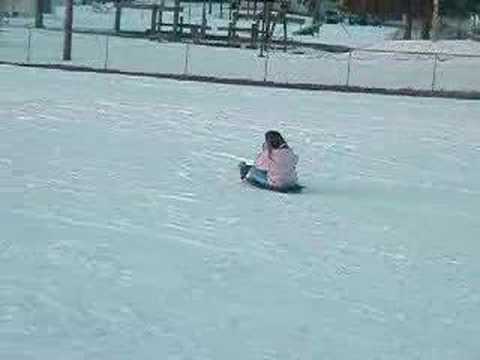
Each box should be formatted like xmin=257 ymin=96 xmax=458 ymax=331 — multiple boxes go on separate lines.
xmin=1 ymin=25 xmax=480 ymax=94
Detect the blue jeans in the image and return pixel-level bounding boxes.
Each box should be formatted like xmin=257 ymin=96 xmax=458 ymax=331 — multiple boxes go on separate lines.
xmin=247 ymin=167 xmax=269 ymax=187
xmin=240 ymin=162 xmax=302 ymax=193
xmin=240 ymin=162 xmax=269 ymax=188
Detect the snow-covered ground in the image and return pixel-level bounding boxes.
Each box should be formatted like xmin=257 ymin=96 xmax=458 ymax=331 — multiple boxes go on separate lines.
xmin=1 ymin=65 xmax=480 ymax=359
xmin=365 ymin=39 xmax=480 ymax=56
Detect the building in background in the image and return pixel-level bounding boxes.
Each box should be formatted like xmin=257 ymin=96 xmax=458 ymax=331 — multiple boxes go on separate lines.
xmin=340 ymin=0 xmax=406 ymax=19
xmin=341 ymin=0 xmax=436 ymax=39
xmin=0 ymin=0 xmax=36 ymax=16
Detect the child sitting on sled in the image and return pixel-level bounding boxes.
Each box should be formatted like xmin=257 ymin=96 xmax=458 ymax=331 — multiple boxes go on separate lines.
xmin=240 ymin=130 xmax=298 ymax=191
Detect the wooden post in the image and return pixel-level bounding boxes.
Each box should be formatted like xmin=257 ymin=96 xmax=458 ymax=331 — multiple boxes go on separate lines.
xmin=220 ymin=0 xmax=224 ymax=19
xmin=209 ymin=0 xmax=212 ymax=15
xmin=179 ymin=16 xmax=184 ymax=37
xmin=158 ymin=9 xmax=163 ymax=32
xmin=43 ymin=0 xmax=52 ymax=14
xmin=402 ymin=0 xmax=413 ymax=40
xmin=173 ymin=0 xmax=180 ymax=40
xmin=313 ymin=0 xmax=321 ymax=26
xmin=422 ymin=0 xmax=433 ymax=40
xmin=202 ymin=2 xmax=207 ymax=38
xmin=114 ymin=4 xmax=122 ymax=33
xmin=259 ymin=0 xmax=267 ymax=57
xmin=63 ymin=0 xmax=73 ymax=61
xmin=150 ymin=5 xmax=158 ymax=34
xmin=270 ymin=17 xmax=277 ymax=43
xmin=228 ymin=21 xmax=233 ymax=43
xmin=251 ymin=22 xmax=258 ymax=48
xmin=280 ymin=1 xmax=288 ymax=52
xmin=262 ymin=0 xmax=272 ymax=54
xmin=191 ymin=26 xmax=198 ymax=42
xmin=35 ymin=0 xmax=44 ymax=28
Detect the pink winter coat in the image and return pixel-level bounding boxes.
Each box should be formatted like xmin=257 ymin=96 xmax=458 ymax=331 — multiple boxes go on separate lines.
xmin=255 ymin=145 xmax=298 ymax=188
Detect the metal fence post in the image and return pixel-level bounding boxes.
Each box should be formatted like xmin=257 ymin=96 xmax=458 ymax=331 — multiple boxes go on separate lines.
xmin=431 ymin=53 xmax=439 ymax=92
xmin=184 ymin=43 xmax=190 ymax=75
xmin=263 ymin=51 xmax=269 ymax=82
xmin=104 ymin=35 xmax=110 ymax=70
xmin=346 ymin=50 xmax=352 ymax=87
xmin=26 ymin=27 xmax=32 ymax=63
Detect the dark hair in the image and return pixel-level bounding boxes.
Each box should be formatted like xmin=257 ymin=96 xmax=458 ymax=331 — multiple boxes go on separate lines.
xmin=265 ymin=130 xmax=288 ymax=150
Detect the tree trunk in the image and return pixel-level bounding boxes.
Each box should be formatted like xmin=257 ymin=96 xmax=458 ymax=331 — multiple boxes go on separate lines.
xmin=422 ymin=0 xmax=433 ymax=40
xmin=313 ymin=0 xmax=322 ymax=26
xmin=431 ymin=0 xmax=440 ymax=40
xmin=259 ymin=0 xmax=268 ymax=56
xmin=173 ymin=0 xmax=180 ymax=39
xmin=44 ymin=0 xmax=52 ymax=14
xmin=422 ymin=19 xmax=431 ymax=39
xmin=457 ymin=17 xmax=464 ymax=38
xmin=63 ymin=0 xmax=74 ymax=61
xmin=403 ymin=0 xmax=413 ymax=40
xmin=35 ymin=0 xmax=44 ymax=28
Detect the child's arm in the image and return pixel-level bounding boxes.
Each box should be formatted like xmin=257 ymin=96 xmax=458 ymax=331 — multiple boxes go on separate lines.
xmin=255 ymin=150 xmax=270 ymax=171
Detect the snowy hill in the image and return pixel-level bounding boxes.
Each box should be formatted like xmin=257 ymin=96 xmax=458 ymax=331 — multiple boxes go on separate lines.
xmin=1 ymin=65 xmax=479 ymax=359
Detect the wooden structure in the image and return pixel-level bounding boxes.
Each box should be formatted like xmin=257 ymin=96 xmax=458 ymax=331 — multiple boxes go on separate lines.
xmin=114 ymin=1 xmax=185 ymax=39
xmin=110 ymin=0 xmax=342 ymax=50
xmin=113 ymin=1 xmax=215 ymax=41
xmin=226 ymin=0 xmax=296 ymax=50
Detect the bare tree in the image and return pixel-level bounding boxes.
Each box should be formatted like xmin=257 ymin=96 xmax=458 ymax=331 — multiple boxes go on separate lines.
xmin=312 ymin=0 xmax=322 ymax=25
xmin=422 ymin=0 xmax=433 ymax=39
xmin=403 ymin=0 xmax=413 ymax=39
xmin=432 ymin=0 xmax=440 ymax=40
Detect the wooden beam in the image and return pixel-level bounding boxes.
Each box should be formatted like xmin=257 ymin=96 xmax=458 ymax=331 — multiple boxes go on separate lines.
xmin=150 ymin=5 xmax=158 ymax=33
xmin=173 ymin=0 xmax=181 ymax=39
xmin=114 ymin=5 xmax=122 ymax=32
xmin=115 ymin=2 xmax=183 ymax=12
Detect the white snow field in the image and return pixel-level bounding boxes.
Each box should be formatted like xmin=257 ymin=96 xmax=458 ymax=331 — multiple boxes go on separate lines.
xmin=1 ymin=65 xmax=480 ymax=360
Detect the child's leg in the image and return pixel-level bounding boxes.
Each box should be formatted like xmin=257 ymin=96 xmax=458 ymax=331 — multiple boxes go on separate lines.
xmin=247 ymin=167 xmax=269 ymax=187
xmin=239 ymin=162 xmax=252 ymax=180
